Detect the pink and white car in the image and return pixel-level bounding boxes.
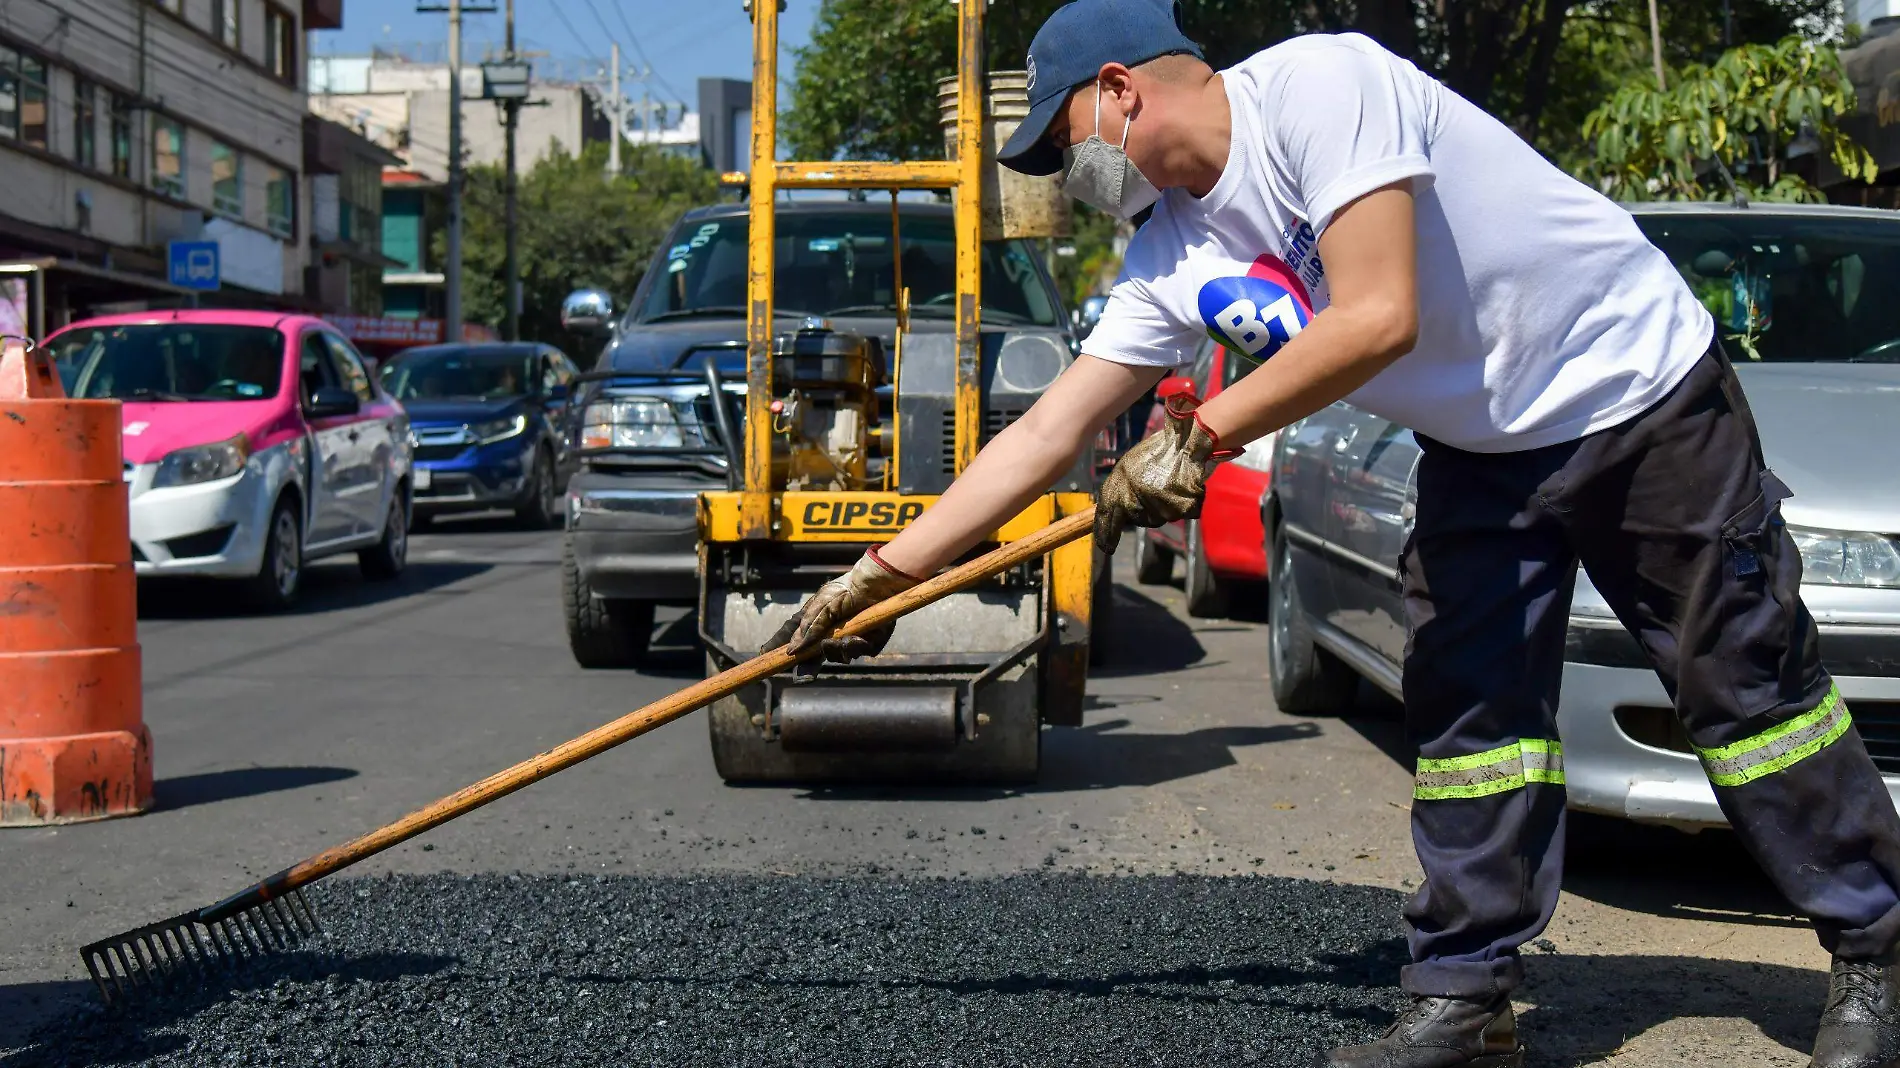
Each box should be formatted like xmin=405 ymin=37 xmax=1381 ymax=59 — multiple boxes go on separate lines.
xmin=45 ymin=311 xmax=413 ymax=609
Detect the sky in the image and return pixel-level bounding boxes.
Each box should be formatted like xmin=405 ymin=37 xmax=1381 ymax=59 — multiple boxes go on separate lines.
xmin=311 ymin=0 xmax=819 ymax=108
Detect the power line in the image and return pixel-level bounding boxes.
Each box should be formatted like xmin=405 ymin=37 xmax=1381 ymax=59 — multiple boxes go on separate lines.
xmin=608 ymin=0 xmax=683 ymax=101
xmin=547 ymin=1 xmax=602 ymax=65
xmin=580 ymin=0 xmax=629 ymax=59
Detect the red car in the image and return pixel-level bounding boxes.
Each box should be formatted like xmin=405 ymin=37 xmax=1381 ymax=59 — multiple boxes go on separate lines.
xmin=1130 ymin=337 xmax=1276 ymax=617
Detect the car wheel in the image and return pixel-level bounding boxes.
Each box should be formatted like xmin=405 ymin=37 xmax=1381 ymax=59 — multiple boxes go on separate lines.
xmin=562 ymin=534 xmax=653 ymax=668
xmin=1182 ymin=518 xmax=1229 ymax=618
xmin=516 ymin=448 xmax=561 ymax=530
xmin=1267 ymin=529 xmax=1358 ymax=714
xmin=358 ymin=494 xmax=409 ymax=580
xmin=1132 ymin=526 xmax=1173 ymax=586
xmin=245 ymin=497 xmax=303 ymax=611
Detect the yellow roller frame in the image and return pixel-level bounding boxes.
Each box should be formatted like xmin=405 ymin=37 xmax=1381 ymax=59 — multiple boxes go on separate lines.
xmin=736 ymin=0 xmax=987 ymax=541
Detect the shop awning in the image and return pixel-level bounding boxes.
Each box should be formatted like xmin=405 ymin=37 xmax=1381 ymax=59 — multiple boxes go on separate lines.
xmin=0 ymin=258 xmax=193 ymax=339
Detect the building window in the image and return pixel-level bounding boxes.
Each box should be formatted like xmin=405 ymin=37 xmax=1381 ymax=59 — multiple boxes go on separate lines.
xmin=213 ymin=0 xmax=240 ymax=49
xmin=265 ymin=8 xmax=295 ymax=82
xmin=264 ymin=164 xmax=293 ymax=237
xmin=109 ymin=93 xmax=133 ymax=178
xmin=73 ymin=78 xmax=97 ymax=169
xmin=0 ymin=46 xmax=49 ymax=149
xmin=19 ymin=54 xmax=46 ymax=150
xmin=211 ymin=140 xmax=242 ymax=216
xmin=151 ymin=115 xmax=185 ymax=199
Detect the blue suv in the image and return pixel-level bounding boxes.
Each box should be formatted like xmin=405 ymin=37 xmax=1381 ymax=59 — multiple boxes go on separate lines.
xmin=379 ymin=342 xmax=582 ymax=528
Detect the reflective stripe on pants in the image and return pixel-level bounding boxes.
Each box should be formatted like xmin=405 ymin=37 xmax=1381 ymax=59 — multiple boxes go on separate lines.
xmin=1414 ymin=739 xmax=1565 ymax=800
xmin=1696 ymin=684 xmax=1852 ymax=788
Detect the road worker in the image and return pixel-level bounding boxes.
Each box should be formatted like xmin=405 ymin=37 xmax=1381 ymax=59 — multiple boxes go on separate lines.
xmin=768 ymin=2 xmax=1900 ymax=1064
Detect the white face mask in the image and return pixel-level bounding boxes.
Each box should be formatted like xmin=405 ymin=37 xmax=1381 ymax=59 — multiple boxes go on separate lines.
xmin=1060 ymin=82 xmax=1162 ymax=221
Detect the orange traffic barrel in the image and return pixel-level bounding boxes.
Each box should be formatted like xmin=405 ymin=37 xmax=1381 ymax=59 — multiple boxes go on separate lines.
xmin=0 ymin=335 xmax=150 ymax=825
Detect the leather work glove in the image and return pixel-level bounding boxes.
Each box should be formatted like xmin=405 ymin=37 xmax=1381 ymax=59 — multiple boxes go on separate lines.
xmin=765 ymin=547 xmax=921 ymax=663
xmin=1094 ymin=393 xmax=1233 ymax=556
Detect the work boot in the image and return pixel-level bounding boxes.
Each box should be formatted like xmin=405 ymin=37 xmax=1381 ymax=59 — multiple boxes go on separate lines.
xmin=1811 ymin=952 xmax=1900 ymax=1068
xmin=1326 ymin=994 xmax=1524 ymax=1068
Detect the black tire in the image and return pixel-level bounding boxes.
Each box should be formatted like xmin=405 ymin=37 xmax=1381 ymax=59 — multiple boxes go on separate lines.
xmin=1132 ymin=526 xmax=1173 ymax=585
xmin=516 ymin=447 xmax=561 ymax=530
xmin=1267 ymin=530 xmax=1359 ymax=714
xmin=245 ymin=496 xmax=303 ymax=611
xmin=358 ymin=494 xmax=409 ymax=580
xmin=561 ymin=534 xmax=653 ymax=668
xmin=1182 ymin=518 xmax=1229 ymax=618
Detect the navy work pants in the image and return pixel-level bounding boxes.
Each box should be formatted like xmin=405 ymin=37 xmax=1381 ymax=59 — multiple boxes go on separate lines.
xmin=1400 ymin=343 xmax=1900 ymax=998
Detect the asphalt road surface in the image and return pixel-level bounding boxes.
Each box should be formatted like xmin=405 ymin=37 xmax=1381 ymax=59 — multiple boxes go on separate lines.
xmin=1 ymin=517 xmax=1838 ymax=1065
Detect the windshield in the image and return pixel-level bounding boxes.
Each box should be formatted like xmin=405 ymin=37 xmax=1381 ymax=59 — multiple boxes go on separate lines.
xmin=382 ymin=349 xmax=535 ymax=400
xmin=1635 ymin=212 xmax=1900 ymax=363
xmin=637 ymin=212 xmax=1062 ymax=327
xmin=49 ymin=323 xmax=284 ymax=400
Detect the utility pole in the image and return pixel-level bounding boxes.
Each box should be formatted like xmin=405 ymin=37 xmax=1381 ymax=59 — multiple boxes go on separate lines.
xmin=445 ymin=0 xmax=464 ymax=343
xmin=1647 ymin=0 xmax=1667 ymax=91
xmin=607 ymin=42 xmax=621 ymax=176
xmin=502 ymin=0 xmax=520 ymax=341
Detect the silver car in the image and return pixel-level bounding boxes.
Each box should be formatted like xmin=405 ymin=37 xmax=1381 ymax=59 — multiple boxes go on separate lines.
xmin=1266 ymin=202 xmax=1900 ymax=826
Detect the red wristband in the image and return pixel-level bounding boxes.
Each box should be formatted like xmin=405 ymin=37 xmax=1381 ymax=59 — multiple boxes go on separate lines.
xmin=1162 ymin=391 xmax=1242 ymax=462
xmin=868 ymin=545 xmax=924 ymax=583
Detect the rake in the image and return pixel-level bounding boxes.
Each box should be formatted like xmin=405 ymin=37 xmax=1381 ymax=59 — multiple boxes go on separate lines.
xmin=79 ymin=508 xmax=1096 ymax=1006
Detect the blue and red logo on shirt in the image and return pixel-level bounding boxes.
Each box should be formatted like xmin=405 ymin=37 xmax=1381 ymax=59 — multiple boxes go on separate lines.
xmin=1196 ymin=254 xmax=1314 ymax=363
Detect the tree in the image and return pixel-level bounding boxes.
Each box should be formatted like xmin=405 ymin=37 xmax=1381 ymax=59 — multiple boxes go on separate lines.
xmin=1526 ymin=0 xmax=1839 ymax=167
xmin=1582 ymin=35 xmax=1875 ymax=202
xmin=450 ymin=142 xmax=718 ymax=353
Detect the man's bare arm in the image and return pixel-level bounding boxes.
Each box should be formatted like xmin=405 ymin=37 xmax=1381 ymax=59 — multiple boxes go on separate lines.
xmin=1192 ymin=184 xmax=1419 ymax=446
xmin=876 ymin=355 xmax=1167 ymax=577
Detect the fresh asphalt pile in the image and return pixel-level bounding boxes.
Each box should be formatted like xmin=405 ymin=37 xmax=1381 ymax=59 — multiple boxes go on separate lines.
xmin=17 ymin=873 xmax=1410 ymax=1067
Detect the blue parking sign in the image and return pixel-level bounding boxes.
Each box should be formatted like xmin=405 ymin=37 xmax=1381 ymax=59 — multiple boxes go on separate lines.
xmin=167 ymin=240 xmax=221 ymax=291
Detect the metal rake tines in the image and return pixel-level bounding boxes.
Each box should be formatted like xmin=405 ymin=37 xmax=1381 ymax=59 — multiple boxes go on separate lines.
xmin=79 ymin=889 xmax=323 ymax=1007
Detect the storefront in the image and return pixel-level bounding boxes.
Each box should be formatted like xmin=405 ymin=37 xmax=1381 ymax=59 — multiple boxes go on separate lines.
xmin=326 ymin=314 xmax=500 ymax=368
xmin=0 ymin=258 xmax=194 ymax=340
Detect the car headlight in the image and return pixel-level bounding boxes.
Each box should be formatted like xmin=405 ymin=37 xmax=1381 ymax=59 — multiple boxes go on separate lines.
xmin=580 ymin=396 xmax=704 ymax=449
xmin=471 ymin=414 xmax=528 ymax=445
xmin=152 ymin=434 xmax=249 ymax=489
xmin=1789 ymin=525 xmax=1900 ymax=588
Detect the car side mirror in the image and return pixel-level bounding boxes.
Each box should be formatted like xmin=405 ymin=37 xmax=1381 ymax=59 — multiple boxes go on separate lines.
xmin=306 ymin=385 xmax=360 ymax=419
xmin=545 ymin=382 xmax=570 ymax=402
xmin=561 ymin=288 xmax=614 ymax=336
xmin=1155 ymin=375 xmax=1196 ymax=402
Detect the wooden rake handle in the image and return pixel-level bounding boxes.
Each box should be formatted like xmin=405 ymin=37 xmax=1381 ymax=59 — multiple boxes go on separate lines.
xmin=202 ymin=507 xmax=1096 ymax=922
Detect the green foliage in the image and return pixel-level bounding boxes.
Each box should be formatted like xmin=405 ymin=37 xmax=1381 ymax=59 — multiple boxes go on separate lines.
xmin=451 ymin=142 xmax=718 ymax=353
xmin=1582 ymin=35 xmax=1875 ymax=202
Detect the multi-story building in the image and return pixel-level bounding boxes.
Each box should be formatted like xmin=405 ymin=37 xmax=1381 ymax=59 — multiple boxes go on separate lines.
xmin=308 ymin=55 xmax=614 ymax=182
xmin=307 ymin=53 xmax=629 ymax=336
xmin=304 ymin=112 xmax=401 ymax=316
xmin=0 ymin=0 xmax=347 ymax=336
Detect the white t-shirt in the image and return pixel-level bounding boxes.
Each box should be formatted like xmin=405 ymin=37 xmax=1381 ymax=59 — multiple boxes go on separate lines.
xmin=1085 ymin=33 xmax=1713 ymax=454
